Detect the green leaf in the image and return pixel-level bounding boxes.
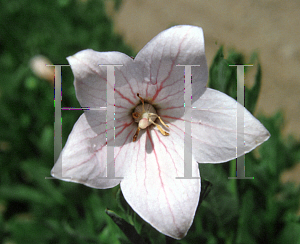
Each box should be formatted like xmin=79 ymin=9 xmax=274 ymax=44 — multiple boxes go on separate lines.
xmin=209 ymin=47 xmax=262 ymax=114
xmin=0 ymin=185 xmax=53 ymax=207
xmin=245 ymin=61 xmax=261 ymax=114
xmin=105 ymin=209 xmax=147 ymax=244
xmin=209 ymin=46 xmax=229 ymax=93
xmin=116 ymin=187 xmax=127 ymax=213
xmin=277 ymin=223 xmax=300 ymax=244
xmin=199 ymin=179 xmax=213 ymax=206
xmin=236 ymin=190 xmax=260 ymax=244
xmin=198 ymin=163 xmax=238 ymax=238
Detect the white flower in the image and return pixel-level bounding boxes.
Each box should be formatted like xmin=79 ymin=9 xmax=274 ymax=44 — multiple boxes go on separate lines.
xmin=51 ymin=25 xmax=270 ymax=239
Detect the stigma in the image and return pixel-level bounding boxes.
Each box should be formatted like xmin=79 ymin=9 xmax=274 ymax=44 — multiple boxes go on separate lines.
xmin=132 ymin=93 xmax=169 ymax=142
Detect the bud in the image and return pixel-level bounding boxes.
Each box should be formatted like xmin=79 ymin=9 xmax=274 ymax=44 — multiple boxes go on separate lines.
xmin=29 ymin=55 xmax=54 ymax=85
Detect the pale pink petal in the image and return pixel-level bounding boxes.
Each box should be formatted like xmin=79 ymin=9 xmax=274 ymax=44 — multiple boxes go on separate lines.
xmin=67 ymin=49 xmax=135 ymax=108
xmin=67 ymin=49 xmax=147 ymax=148
xmin=51 ymin=111 xmax=128 ymax=188
xmin=121 ymin=124 xmax=200 ymax=239
xmin=52 ymin=49 xmax=144 ymax=187
xmin=133 ymin=25 xmax=208 ymax=114
xmin=191 ymin=88 xmax=270 ymax=163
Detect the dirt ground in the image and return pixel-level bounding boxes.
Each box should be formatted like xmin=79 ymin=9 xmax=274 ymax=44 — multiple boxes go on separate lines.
xmin=106 ymin=0 xmax=300 ymax=140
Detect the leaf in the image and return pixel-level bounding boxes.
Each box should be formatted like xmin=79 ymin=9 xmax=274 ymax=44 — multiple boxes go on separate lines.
xmin=199 ymin=179 xmax=213 ymax=206
xmin=245 ymin=60 xmax=261 ymax=114
xmin=236 ymin=190 xmax=260 ymax=244
xmin=209 ymin=46 xmax=229 ymax=93
xmin=277 ymin=223 xmax=300 ymax=244
xmin=105 ymin=209 xmax=146 ymax=244
xmin=199 ymin=163 xmax=239 ymax=229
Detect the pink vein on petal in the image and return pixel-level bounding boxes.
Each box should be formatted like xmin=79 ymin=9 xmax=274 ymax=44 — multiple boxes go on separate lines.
xmin=154 ymin=130 xmax=180 ymax=176
xmin=151 ymin=29 xmax=189 ymax=103
xmin=161 ymin=115 xmax=184 ymax=121
xmin=115 ymin=123 xmax=135 ymax=140
xmin=119 ymin=68 xmax=137 ymax=98
xmin=115 ymin=88 xmax=135 ymax=105
xmin=114 ymin=127 xmax=135 ymax=160
xmin=148 ymin=130 xmax=179 ymax=232
xmin=64 ymin=143 xmax=106 ymax=172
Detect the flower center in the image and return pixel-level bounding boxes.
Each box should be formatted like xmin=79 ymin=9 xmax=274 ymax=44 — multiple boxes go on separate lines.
xmin=132 ymin=93 xmax=169 ymax=142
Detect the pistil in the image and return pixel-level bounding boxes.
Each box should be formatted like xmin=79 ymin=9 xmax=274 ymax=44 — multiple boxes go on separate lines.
xmin=132 ymin=93 xmax=169 ymax=141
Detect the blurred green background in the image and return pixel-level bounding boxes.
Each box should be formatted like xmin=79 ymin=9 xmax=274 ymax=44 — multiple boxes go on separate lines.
xmin=0 ymin=0 xmax=300 ymax=243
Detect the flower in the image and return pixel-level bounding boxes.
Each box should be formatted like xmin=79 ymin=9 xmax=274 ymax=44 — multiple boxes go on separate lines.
xmin=51 ymin=25 xmax=270 ymax=239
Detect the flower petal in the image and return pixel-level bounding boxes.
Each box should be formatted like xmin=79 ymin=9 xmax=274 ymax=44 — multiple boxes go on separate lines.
xmin=120 ymin=126 xmax=200 ymax=239
xmin=67 ymin=49 xmax=135 ymax=108
xmin=52 ymin=49 xmax=144 ymax=188
xmin=67 ymin=48 xmax=145 ymax=148
xmin=134 ymin=25 xmax=208 ymax=114
xmin=191 ymin=88 xmax=270 ymax=163
xmin=51 ymin=111 xmax=125 ymax=188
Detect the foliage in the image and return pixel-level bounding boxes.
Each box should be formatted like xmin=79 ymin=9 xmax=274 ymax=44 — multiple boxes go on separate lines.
xmin=1 ymin=0 xmax=299 ymax=243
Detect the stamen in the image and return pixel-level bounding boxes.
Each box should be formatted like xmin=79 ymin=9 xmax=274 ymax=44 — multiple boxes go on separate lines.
xmin=132 ymin=93 xmax=170 ymax=141
xmin=137 ymin=93 xmax=145 ymax=112
xmin=148 ymin=113 xmax=169 ymax=128
xmin=133 ymin=127 xmax=141 ymax=142
xmin=149 ymin=118 xmax=169 ymax=136
xmin=132 ymin=112 xmax=141 ymax=119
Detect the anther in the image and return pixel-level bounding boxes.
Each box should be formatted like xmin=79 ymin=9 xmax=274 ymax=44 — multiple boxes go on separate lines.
xmin=132 ymin=93 xmax=170 ymax=142
xmin=133 ymin=127 xmax=141 ymax=142
xmin=149 ymin=118 xmax=169 ymax=136
xmin=148 ymin=113 xmax=169 ymax=128
xmin=132 ymin=112 xmax=141 ymax=119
